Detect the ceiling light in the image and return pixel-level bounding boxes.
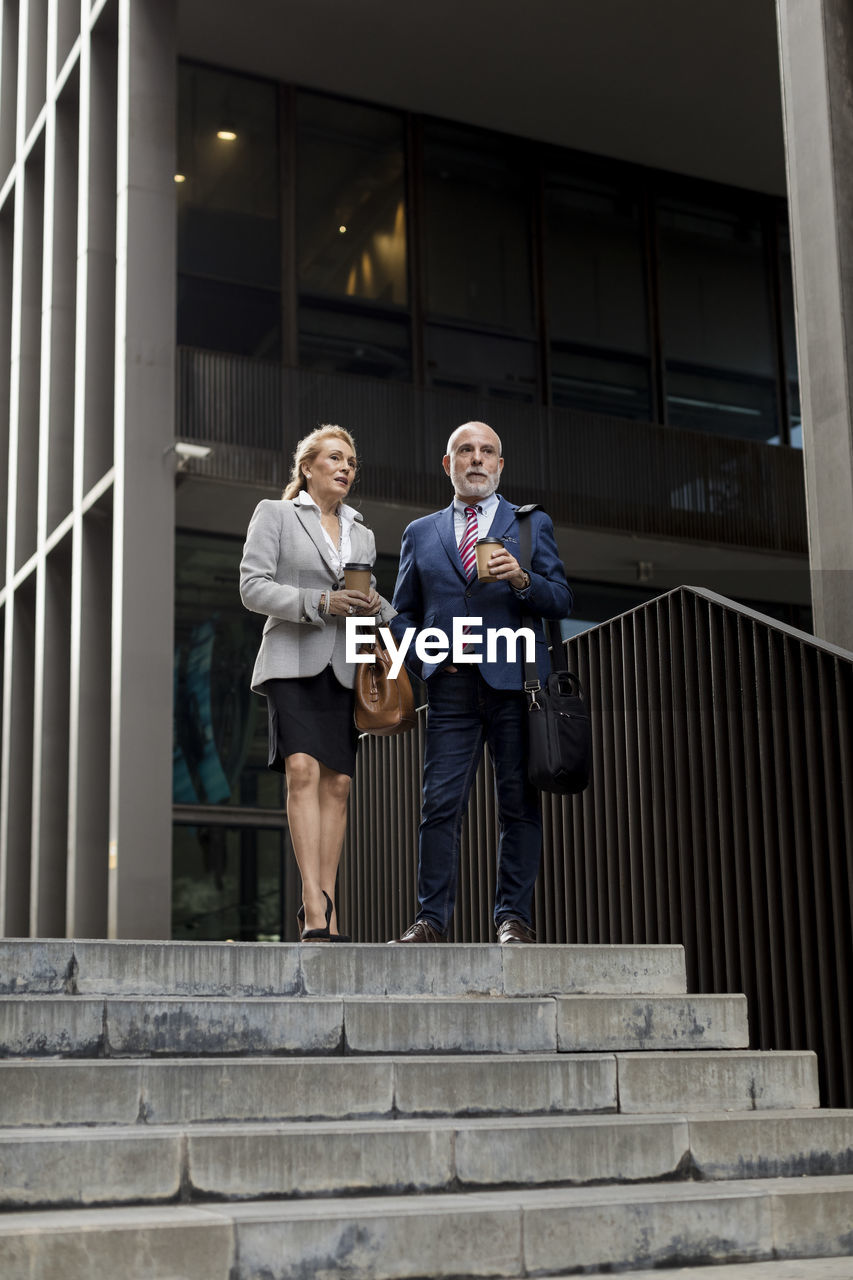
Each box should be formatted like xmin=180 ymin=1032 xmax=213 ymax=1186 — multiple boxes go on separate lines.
xmin=217 ymin=130 xmax=237 ymax=142
xmin=174 ymin=173 xmax=186 ymax=183
xmin=339 ymin=225 xmax=347 ymax=234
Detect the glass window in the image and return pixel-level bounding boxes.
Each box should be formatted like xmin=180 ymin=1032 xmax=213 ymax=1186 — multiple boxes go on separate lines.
xmin=425 ymin=324 xmax=538 ymax=402
xmin=550 ymin=348 xmax=650 ymax=419
xmin=664 ymin=366 xmax=778 ymax=442
xmin=177 ymin=64 xmax=280 ymax=289
xmin=174 ymin=531 xmax=276 ymax=810
xmin=177 ymin=63 xmax=280 ymax=357
xmin=178 ymin=275 xmax=281 ymax=360
xmin=658 ymin=196 xmax=779 ymax=442
xmin=778 ymin=227 xmax=802 ymax=448
xmin=545 ymin=171 xmax=651 ymax=419
xmin=297 ymin=92 xmax=408 ymax=306
xmin=172 ymin=824 xmax=297 ymax=941
xmin=423 ymin=122 xmax=533 ymax=333
xmin=298 ymin=298 xmax=411 ymax=380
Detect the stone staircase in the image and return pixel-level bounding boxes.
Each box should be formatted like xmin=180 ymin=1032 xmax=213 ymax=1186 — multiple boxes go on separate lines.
xmin=0 ymin=939 xmax=852 ymax=1279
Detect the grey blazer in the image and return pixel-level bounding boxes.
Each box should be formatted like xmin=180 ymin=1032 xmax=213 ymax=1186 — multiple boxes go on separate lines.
xmin=240 ymin=498 xmax=394 ymax=693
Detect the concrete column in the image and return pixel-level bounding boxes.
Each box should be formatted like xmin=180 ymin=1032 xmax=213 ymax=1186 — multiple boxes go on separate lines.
xmin=30 ymin=1 xmax=68 ymax=937
xmin=776 ymin=0 xmax=853 ymax=650
xmin=107 ymin=0 xmax=176 ymax=938
xmin=66 ymin=9 xmax=116 ymax=937
xmin=0 ymin=0 xmax=20 ymax=181
xmin=1 ymin=0 xmax=39 ymax=936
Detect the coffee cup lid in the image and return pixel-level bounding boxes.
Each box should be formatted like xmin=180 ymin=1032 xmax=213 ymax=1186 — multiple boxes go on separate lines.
xmin=344 ymin=562 xmax=372 ymax=570
xmin=475 ymin=537 xmax=503 ymax=545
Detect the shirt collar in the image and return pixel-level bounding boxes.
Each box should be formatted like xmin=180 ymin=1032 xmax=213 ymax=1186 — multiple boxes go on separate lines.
xmin=453 ymin=491 xmax=500 ymax=518
xmin=295 ymin=488 xmax=360 ymax=525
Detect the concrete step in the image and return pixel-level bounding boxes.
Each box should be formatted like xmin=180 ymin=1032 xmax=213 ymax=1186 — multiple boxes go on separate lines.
xmin=0 ymin=938 xmax=688 ymax=998
xmin=534 ymin=1263 xmax=853 ymax=1280
xmin=0 ymin=1051 xmax=818 ymax=1127
xmin=615 ymin=1049 xmax=820 ymax=1112
xmin=0 ymin=992 xmax=748 ymax=1057
xmin=2 ymin=1177 xmax=853 ymax=1278
xmin=0 ymin=1203 xmax=234 ymax=1280
xmin=2 ymin=1110 xmax=852 ymax=1209
xmin=0 ymin=1053 xmax=617 ymax=1125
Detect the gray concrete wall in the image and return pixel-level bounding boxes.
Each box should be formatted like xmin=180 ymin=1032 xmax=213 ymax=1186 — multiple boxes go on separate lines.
xmin=0 ymin=0 xmax=177 ymax=940
xmin=776 ymin=0 xmax=853 ymax=650
xmin=107 ymin=0 xmax=176 ymax=938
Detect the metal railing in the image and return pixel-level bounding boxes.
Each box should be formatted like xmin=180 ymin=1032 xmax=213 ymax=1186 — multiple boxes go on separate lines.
xmin=339 ymin=587 xmax=853 ymax=1109
xmin=177 ymin=348 xmax=808 ymax=554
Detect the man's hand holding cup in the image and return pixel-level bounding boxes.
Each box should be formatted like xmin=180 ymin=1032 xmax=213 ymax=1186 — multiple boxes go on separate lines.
xmin=477 ymin=538 xmax=529 ymax=591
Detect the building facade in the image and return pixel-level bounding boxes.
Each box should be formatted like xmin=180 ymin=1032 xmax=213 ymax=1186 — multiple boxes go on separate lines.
xmin=1 ymin=0 xmax=850 ymax=939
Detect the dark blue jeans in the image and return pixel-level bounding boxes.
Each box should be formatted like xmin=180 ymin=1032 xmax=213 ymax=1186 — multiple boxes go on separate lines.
xmin=417 ymin=667 xmax=542 ymax=934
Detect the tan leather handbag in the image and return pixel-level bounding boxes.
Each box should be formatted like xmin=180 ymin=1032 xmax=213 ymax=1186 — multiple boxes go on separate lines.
xmin=354 ymin=640 xmax=417 ymax=735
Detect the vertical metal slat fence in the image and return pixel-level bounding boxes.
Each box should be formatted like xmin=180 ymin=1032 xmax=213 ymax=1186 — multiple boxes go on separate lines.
xmin=339 ymin=586 xmax=853 ymax=1108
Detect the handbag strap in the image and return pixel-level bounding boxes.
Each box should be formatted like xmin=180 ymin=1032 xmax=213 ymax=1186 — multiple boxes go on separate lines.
xmin=515 ymin=503 xmax=568 ymax=691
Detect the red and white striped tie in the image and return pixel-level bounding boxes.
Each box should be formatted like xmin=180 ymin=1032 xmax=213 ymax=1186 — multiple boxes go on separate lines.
xmin=459 ymin=505 xmax=479 ymax=578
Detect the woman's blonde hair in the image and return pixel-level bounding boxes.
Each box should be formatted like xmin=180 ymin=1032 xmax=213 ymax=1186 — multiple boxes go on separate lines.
xmin=282 ymin=425 xmax=357 ymax=501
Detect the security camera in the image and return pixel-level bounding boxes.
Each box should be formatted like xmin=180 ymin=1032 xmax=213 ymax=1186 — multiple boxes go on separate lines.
xmin=173 ymin=442 xmax=212 ymax=461
xmin=164 ymin=440 xmax=214 ymax=474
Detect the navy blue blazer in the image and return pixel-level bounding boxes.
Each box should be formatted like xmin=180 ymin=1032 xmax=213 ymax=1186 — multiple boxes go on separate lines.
xmin=390 ymin=495 xmax=572 ymax=689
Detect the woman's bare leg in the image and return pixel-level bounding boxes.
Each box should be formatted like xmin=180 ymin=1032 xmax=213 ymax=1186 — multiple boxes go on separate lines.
xmin=316 ymin=765 xmax=352 ymax=933
xmin=284 ymin=753 xmax=327 ymax=931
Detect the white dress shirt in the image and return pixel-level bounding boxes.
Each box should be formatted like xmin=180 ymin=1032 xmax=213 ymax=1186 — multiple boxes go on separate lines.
xmin=452 ymin=491 xmax=500 ymax=544
xmin=295 ymin=488 xmax=357 ymax=578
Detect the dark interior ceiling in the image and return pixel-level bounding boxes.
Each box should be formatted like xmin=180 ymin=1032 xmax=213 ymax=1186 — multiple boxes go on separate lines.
xmin=177 ymin=0 xmax=788 ymax=197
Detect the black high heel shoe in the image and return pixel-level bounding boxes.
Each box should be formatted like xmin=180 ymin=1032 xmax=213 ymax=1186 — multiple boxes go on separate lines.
xmin=330 ymin=913 xmax=351 ymax=944
xmin=299 ymin=892 xmax=351 ymax=942
xmin=300 ymin=892 xmax=333 ymax=942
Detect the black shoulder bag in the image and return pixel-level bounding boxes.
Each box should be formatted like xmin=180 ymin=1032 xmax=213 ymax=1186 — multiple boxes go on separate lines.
xmin=516 ymin=506 xmax=592 ymax=795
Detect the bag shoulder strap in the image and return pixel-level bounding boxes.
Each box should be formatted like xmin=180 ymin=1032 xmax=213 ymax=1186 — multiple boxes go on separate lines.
xmin=514 ymin=504 xmax=567 ymax=682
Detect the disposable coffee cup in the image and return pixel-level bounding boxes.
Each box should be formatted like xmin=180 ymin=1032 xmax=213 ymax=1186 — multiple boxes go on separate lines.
xmin=344 ymin=562 xmax=372 ymax=596
xmin=475 ymin=537 xmax=503 ymax=582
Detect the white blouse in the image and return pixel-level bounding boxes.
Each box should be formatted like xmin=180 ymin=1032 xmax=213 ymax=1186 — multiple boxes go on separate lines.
xmin=294 ymin=489 xmax=358 ymax=579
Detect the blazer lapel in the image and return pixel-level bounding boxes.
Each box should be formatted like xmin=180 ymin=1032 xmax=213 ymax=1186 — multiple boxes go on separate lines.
xmin=293 ymin=503 xmax=337 ymax=578
xmin=436 ymin=503 xmax=468 ymax=583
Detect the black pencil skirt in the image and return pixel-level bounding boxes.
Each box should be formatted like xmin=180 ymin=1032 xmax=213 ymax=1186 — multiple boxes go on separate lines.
xmin=264 ymin=667 xmax=359 ymax=778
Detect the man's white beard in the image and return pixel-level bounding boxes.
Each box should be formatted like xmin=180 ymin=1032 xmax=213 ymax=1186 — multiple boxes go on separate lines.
xmin=454 ymin=468 xmax=500 ymax=499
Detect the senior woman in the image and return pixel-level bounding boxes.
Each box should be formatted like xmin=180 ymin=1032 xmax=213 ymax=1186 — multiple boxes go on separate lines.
xmin=240 ymin=425 xmax=393 ymax=941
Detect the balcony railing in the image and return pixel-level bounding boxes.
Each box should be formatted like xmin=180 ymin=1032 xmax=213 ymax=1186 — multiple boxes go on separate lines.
xmin=177 ymin=347 xmax=808 ymax=554
xmin=339 ymin=588 xmax=853 ymax=1109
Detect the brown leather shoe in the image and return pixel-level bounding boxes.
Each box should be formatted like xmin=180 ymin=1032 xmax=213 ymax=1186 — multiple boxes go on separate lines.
xmin=496 ymin=918 xmax=536 ymax=944
xmin=389 ymin=919 xmax=445 ymax=944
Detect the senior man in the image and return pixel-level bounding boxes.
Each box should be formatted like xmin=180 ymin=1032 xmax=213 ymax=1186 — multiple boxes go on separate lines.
xmin=389 ymin=421 xmax=572 ymax=943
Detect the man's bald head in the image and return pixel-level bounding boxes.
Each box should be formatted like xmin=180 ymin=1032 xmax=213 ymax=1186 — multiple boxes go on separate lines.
xmin=443 ymin=421 xmax=504 ymax=501
xmin=446 ymin=421 xmax=502 ymax=457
